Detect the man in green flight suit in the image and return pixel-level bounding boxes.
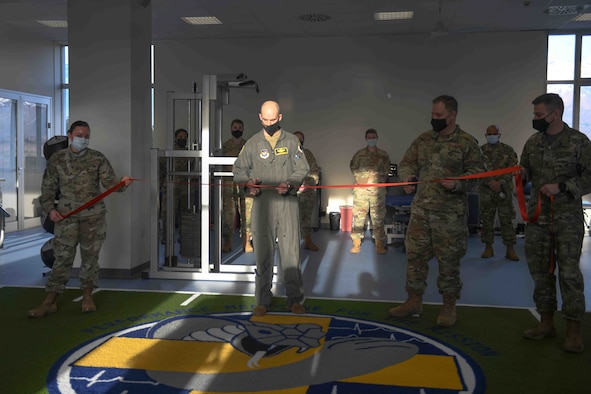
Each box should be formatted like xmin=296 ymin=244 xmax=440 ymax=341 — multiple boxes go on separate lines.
xmin=233 ymin=101 xmax=310 ymax=317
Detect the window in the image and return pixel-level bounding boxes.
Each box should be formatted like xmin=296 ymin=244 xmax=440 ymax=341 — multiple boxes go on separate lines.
xmin=547 ymin=33 xmax=591 ymax=137
xmin=151 ymin=44 xmax=154 ymax=132
xmin=61 ymin=45 xmax=69 ymax=134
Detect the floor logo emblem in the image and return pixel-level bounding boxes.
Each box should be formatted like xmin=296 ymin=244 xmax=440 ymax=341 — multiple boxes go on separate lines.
xmin=48 ymin=313 xmax=485 ymax=393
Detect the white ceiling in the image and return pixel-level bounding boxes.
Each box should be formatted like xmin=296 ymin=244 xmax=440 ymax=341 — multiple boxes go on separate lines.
xmin=1 ymin=0 xmax=591 ymax=42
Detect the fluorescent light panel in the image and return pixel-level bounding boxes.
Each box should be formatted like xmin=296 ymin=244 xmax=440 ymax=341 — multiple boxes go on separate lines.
xmin=374 ymin=11 xmax=414 ymax=21
xmin=574 ymin=13 xmax=591 ymax=21
xmin=181 ymin=16 xmax=222 ymax=25
xmin=37 ymin=20 xmax=68 ymax=28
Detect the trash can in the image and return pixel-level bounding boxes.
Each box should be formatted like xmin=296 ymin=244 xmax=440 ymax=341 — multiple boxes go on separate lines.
xmin=329 ymin=212 xmax=341 ymax=231
xmin=340 ymin=205 xmax=353 ymax=232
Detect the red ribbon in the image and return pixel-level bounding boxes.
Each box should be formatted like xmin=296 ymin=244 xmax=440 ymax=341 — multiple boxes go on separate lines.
xmin=165 ymin=165 xmax=544 ymax=223
xmin=514 ymin=172 xmax=541 ymax=223
xmin=61 ymin=180 xmax=127 ymax=219
xmin=292 ymin=166 xmax=525 ymax=190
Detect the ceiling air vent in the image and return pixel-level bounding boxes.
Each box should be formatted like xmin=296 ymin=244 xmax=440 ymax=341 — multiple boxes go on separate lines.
xmin=298 ymin=14 xmax=331 ymax=23
xmin=544 ymin=5 xmax=583 ymax=15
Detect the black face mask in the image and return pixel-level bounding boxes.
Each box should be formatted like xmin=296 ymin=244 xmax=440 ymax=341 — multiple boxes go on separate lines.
xmin=263 ymin=122 xmax=281 ymax=136
xmin=431 ymin=118 xmax=447 ymax=132
xmin=231 ymin=130 xmax=243 ymax=139
xmin=176 ymin=138 xmax=187 ymax=148
xmin=532 ymin=118 xmax=550 ymax=133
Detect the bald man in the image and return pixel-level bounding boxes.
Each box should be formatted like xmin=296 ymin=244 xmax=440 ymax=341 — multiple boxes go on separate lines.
xmin=233 ymin=101 xmax=310 ymax=316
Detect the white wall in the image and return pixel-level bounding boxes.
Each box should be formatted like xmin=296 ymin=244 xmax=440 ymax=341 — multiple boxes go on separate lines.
xmin=0 ymin=37 xmax=56 ymax=97
xmin=0 ymin=30 xmax=549 ymax=240
xmin=67 ymin=0 xmax=152 ymax=272
xmin=154 ymin=32 xmax=546 ymax=220
xmin=0 ymin=36 xmax=63 ymax=133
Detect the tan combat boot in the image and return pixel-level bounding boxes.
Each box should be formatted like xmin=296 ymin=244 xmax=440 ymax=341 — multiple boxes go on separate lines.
xmin=523 ymin=311 xmax=557 ymax=340
xmin=291 ymin=303 xmax=306 ymax=314
xmin=481 ymin=243 xmax=494 ymax=258
xmin=505 ymin=245 xmax=519 ymax=261
xmin=350 ymin=239 xmax=361 ymax=254
xmin=376 ymin=239 xmax=387 ymax=255
xmin=244 ymin=231 xmax=253 ymax=253
xmin=81 ymin=288 xmax=96 ymax=313
xmin=437 ymin=293 xmax=457 ymax=327
xmin=564 ymin=320 xmax=584 ymax=353
xmin=28 ymin=291 xmax=59 ymax=318
xmin=303 ymin=235 xmax=319 ymax=251
xmin=389 ymin=290 xmax=423 ymax=317
xmin=253 ymin=305 xmax=267 ymax=316
xmin=222 ymin=235 xmax=232 ymax=253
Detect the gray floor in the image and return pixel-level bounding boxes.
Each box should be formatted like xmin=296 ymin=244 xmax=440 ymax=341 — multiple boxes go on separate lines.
xmin=1 ymin=225 xmax=590 ymax=312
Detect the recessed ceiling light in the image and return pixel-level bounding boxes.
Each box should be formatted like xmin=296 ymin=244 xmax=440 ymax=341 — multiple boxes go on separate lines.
xmin=374 ymin=11 xmax=414 ymax=21
xmin=574 ymin=13 xmax=591 ymax=21
xmin=37 ymin=20 xmax=68 ymax=28
xmin=544 ymin=5 xmax=583 ymax=15
xmin=298 ymin=14 xmax=331 ymax=22
xmin=181 ymin=16 xmax=222 ymax=25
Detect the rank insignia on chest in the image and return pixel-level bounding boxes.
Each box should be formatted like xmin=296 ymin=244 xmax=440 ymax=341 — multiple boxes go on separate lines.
xmin=274 ymin=146 xmax=289 ymax=156
xmin=260 ymin=149 xmax=270 ymax=159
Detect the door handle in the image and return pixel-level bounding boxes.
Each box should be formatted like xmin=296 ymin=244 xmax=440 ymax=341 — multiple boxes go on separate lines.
xmin=16 ymin=167 xmax=22 ymax=188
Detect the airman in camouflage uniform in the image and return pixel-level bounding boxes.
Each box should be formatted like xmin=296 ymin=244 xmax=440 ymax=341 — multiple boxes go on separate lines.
xmin=29 ymin=120 xmax=132 ymax=318
xmin=520 ymin=93 xmax=591 ymax=353
xmin=294 ymin=131 xmax=320 ymax=251
xmin=479 ymin=125 xmax=519 ymax=261
xmin=349 ymin=129 xmax=391 ymax=255
xmin=221 ymin=119 xmax=253 ymax=253
xmin=389 ymin=95 xmax=486 ymax=327
xmin=159 ymin=129 xmax=195 ymax=256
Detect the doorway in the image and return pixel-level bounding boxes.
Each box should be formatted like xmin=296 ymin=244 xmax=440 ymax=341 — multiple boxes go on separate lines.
xmin=0 ymin=89 xmax=52 ymax=232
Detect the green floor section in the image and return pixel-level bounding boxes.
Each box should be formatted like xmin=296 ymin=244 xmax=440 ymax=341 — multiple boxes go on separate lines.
xmin=1 ymin=287 xmax=589 ymax=393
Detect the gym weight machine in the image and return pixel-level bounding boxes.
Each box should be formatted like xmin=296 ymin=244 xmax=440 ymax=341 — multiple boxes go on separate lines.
xmin=147 ymin=73 xmax=263 ymax=281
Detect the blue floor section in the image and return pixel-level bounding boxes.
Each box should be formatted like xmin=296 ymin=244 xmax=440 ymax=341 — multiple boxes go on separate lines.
xmin=1 ymin=226 xmax=591 ymax=311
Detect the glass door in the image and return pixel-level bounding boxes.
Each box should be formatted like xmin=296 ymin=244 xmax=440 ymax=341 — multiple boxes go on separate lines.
xmin=0 ymin=89 xmax=51 ymax=232
xmin=0 ymin=95 xmax=18 ymax=232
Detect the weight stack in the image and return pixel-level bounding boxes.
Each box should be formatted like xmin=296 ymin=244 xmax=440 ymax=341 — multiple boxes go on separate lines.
xmin=180 ymin=212 xmax=201 ymax=257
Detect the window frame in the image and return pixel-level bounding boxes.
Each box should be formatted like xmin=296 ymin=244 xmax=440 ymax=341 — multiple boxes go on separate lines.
xmin=547 ymin=32 xmax=591 ymax=134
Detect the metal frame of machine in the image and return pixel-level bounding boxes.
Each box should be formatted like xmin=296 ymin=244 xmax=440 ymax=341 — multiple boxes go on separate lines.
xmin=147 ymin=73 xmax=269 ymax=281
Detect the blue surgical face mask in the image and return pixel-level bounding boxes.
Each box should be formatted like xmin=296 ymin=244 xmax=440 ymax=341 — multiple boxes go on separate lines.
xmin=367 ymin=138 xmax=378 ymax=147
xmin=486 ymin=135 xmax=500 ymax=144
xmin=72 ymin=136 xmax=89 ymax=151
